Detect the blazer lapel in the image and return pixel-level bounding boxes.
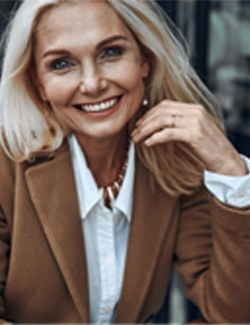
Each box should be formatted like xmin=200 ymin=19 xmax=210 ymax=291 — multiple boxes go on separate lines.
xmin=115 ymin=157 xmax=178 ymax=323
xmin=25 ymin=144 xmax=89 ymax=322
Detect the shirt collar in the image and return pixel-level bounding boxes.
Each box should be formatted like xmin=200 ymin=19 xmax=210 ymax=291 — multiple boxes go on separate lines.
xmin=68 ymin=135 xmax=135 ymax=222
xmin=68 ymin=135 xmax=102 ymax=218
xmin=114 ymin=141 xmax=134 ymax=221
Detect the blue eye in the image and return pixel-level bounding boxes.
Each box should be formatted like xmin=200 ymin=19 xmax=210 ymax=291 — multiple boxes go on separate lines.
xmin=50 ymin=59 xmax=71 ymax=71
xmin=101 ymin=46 xmax=123 ymax=59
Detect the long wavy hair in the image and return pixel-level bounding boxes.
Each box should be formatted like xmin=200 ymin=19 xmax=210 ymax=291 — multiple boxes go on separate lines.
xmin=0 ymin=0 xmax=222 ymax=196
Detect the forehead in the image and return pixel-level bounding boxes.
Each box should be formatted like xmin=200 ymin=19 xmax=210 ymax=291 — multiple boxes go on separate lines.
xmin=35 ymin=0 xmax=133 ymax=46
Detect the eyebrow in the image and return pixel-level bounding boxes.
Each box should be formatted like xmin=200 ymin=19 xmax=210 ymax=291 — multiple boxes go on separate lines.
xmin=96 ymin=35 xmax=129 ymax=49
xmin=41 ymin=35 xmax=129 ymax=59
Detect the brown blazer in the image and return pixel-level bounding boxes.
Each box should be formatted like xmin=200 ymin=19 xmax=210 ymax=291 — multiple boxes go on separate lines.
xmin=1 ymin=142 xmax=250 ymax=323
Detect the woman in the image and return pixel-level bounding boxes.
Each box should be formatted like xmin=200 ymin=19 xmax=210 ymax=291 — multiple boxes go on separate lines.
xmin=0 ymin=0 xmax=250 ymax=323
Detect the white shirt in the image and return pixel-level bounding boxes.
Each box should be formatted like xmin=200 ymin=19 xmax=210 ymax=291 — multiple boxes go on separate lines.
xmin=69 ymin=135 xmax=134 ymax=324
xmin=205 ymin=155 xmax=250 ymax=207
xmin=69 ymin=135 xmax=250 ymax=324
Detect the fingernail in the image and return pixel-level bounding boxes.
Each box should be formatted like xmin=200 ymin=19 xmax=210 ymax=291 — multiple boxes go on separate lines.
xmin=144 ymin=139 xmax=151 ymax=146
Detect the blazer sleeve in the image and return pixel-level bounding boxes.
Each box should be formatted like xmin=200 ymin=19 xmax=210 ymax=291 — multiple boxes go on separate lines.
xmin=0 ymin=149 xmax=14 ymax=323
xmin=175 ymin=186 xmax=250 ymax=323
xmin=0 ymin=206 xmax=10 ymax=322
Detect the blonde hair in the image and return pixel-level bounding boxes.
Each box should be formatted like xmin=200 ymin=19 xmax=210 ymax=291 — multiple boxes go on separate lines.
xmin=0 ymin=0 xmax=64 ymax=161
xmin=0 ymin=0 xmax=222 ymax=195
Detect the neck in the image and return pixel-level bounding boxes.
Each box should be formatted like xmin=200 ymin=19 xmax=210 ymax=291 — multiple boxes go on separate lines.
xmin=75 ymin=131 xmax=129 ymax=187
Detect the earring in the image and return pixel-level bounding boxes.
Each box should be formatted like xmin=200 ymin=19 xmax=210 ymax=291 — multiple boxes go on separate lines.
xmin=142 ymin=98 xmax=149 ymax=106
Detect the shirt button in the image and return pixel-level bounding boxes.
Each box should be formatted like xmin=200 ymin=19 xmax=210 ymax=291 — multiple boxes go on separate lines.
xmin=103 ymin=306 xmax=112 ymax=314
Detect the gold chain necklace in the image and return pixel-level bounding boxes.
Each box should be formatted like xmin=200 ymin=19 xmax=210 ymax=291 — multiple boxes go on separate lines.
xmin=100 ymin=154 xmax=128 ymax=209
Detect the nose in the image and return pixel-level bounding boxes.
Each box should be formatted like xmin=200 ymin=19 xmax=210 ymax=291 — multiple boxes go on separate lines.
xmin=79 ymin=64 xmax=107 ymax=95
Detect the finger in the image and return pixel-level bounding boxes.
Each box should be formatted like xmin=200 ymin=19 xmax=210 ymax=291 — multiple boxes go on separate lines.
xmin=143 ymin=128 xmax=188 ymax=146
xmin=132 ymin=114 xmax=187 ymax=143
xmin=132 ymin=114 xmax=174 ymax=142
xmin=136 ymin=100 xmax=200 ymax=126
xmin=136 ymin=105 xmax=177 ymax=126
xmin=136 ymin=104 xmax=210 ymax=144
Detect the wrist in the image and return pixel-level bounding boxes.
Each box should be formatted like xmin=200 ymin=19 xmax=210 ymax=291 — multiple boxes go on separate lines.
xmin=209 ymin=156 xmax=247 ymax=177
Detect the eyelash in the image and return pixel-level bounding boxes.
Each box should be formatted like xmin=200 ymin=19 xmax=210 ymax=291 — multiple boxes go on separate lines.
xmin=49 ymin=58 xmax=73 ymax=71
xmin=100 ymin=46 xmax=124 ymax=59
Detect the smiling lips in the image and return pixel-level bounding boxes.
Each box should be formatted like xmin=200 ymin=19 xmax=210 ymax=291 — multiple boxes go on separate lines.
xmin=75 ymin=96 xmax=120 ymax=113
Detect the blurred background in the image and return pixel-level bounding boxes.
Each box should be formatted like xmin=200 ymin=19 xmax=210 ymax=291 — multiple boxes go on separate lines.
xmin=1 ymin=0 xmax=250 ymax=323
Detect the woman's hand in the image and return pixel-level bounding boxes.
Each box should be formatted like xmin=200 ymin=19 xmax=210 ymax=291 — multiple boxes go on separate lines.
xmin=132 ymin=100 xmax=247 ymax=176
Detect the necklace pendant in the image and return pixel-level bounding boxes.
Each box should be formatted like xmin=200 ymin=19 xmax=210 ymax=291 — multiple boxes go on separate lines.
xmin=100 ymin=146 xmax=129 ymax=209
xmin=102 ymin=187 xmax=112 ymax=209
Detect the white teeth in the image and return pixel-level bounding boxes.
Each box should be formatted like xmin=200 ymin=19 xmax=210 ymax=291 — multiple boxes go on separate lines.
xmin=80 ymin=97 xmax=118 ymax=112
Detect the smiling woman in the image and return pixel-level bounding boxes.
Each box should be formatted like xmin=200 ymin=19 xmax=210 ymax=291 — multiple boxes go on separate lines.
xmin=0 ymin=0 xmax=250 ymax=323
xmin=33 ymin=0 xmax=148 ymax=151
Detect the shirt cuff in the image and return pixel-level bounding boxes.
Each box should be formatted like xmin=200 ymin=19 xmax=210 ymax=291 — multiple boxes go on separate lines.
xmin=204 ymin=155 xmax=250 ymax=208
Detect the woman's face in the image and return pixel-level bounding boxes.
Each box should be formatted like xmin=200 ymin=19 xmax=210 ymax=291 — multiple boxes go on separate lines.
xmin=34 ymin=0 xmax=149 ymax=142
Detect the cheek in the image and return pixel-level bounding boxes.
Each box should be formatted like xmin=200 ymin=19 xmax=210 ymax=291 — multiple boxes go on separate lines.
xmin=114 ymin=69 xmax=146 ymax=104
xmin=51 ymin=106 xmax=76 ymax=130
xmin=107 ymin=58 xmax=146 ymax=89
xmin=41 ymin=77 xmax=76 ymax=105
xmin=122 ymin=74 xmax=145 ymax=120
xmin=124 ymin=65 xmax=146 ymax=100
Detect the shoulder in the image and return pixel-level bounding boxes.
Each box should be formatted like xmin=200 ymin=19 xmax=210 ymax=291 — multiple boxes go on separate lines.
xmin=0 ymin=145 xmax=16 ymax=185
xmin=0 ymin=146 xmax=17 ymax=224
xmin=0 ymin=139 xmax=69 ymax=192
xmin=0 ymin=138 xmax=69 ymax=175
xmin=0 ymin=141 xmax=71 ymax=223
